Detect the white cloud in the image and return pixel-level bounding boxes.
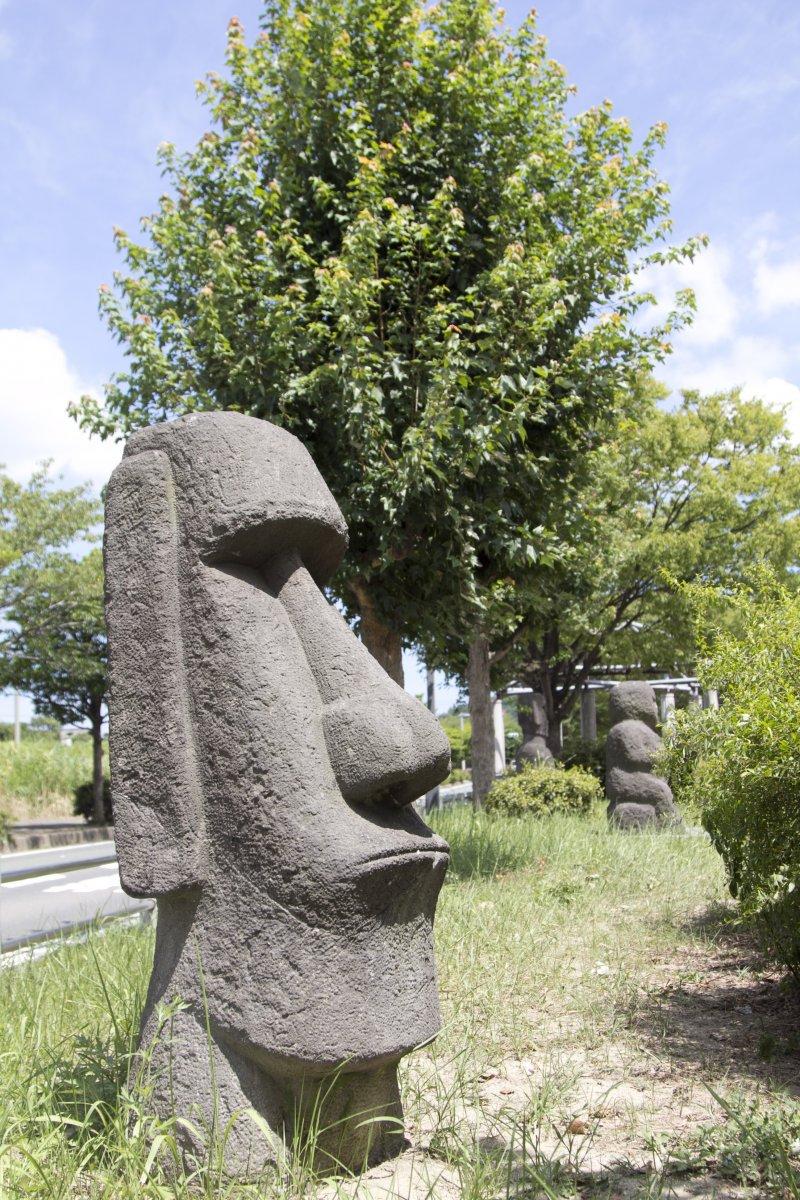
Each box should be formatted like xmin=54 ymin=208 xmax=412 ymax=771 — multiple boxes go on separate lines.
xmin=753 ymin=244 xmax=800 ymax=315
xmin=668 ymin=334 xmax=791 ymax=395
xmin=742 ymin=377 xmax=800 ymax=444
xmin=0 ymin=328 xmax=121 ymax=491
xmin=640 ymin=244 xmax=738 ymax=348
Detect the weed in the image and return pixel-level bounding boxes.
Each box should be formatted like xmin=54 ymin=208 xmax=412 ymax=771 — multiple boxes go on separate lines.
xmin=0 ymin=809 xmax=792 ymax=1198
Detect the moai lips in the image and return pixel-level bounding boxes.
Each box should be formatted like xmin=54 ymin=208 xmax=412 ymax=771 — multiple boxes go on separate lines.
xmin=104 ymin=412 xmax=451 ymax=1176
xmin=605 ymin=682 xmax=681 ymax=830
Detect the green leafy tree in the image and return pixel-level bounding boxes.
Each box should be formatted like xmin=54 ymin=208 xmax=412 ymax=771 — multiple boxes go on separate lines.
xmin=2 ymin=551 xmax=107 ymax=823
xmin=76 ymin=0 xmax=692 ymax=678
xmin=501 ymin=385 xmax=800 ymax=747
xmin=74 ymin=0 xmax=697 ymax=805
xmin=1 ymin=465 xmax=100 ymax=618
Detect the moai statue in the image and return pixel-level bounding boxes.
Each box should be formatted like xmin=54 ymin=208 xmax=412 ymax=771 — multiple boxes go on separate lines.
xmin=104 ymin=413 xmax=451 ymax=1176
xmin=516 ymin=691 xmax=554 ymax=768
xmin=605 ymin=682 xmax=680 ymax=829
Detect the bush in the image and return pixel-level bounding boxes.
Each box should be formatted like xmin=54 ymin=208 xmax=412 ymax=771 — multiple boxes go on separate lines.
xmin=441 ymin=715 xmax=471 ymax=769
xmin=658 ymin=570 xmax=800 ymax=977
xmin=445 ymin=767 xmax=472 ymax=785
xmin=562 ymin=741 xmax=606 ymax=788
xmin=440 ymin=710 xmax=522 ymax=770
xmin=73 ymin=778 xmax=113 ymax=824
xmin=485 ymin=763 xmax=601 ymax=818
xmin=0 ymin=740 xmax=102 ymax=820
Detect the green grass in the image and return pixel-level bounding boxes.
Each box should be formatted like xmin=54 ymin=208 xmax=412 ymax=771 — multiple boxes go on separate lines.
xmin=0 ymin=739 xmax=104 ymax=823
xmin=1 ymin=809 xmax=799 ymax=1197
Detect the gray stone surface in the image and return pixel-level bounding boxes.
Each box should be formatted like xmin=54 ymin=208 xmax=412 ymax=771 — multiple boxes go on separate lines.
xmin=607 ymin=801 xmax=659 ymax=830
xmin=608 ymin=681 xmax=659 ymax=730
xmin=517 ymin=735 xmax=555 ymax=767
xmin=605 ymin=683 xmax=680 ymax=829
xmin=104 ymin=412 xmax=451 ymax=1176
xmin=516 ymin=691 xmax=555 ymax=768
xmin=606 ymin=721 xmax=662 ymax=771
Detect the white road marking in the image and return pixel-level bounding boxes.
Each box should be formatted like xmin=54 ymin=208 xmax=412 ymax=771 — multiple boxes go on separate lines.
xmin=3 ymin=873 xmax=68 ymax=889
xmin=44 ymin=874 xmax=121 ymax=895
xmin=0 ymin=840 xmax=114 ymax=861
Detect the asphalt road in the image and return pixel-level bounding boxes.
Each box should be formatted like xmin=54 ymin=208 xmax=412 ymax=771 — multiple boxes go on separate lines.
xmin=0 ymin=855 xmax=150 ymax=952
xmin=2 ymin=839 xmax=117 ymax=881
xmin=1 ymin=782 xmax=471 ymax=954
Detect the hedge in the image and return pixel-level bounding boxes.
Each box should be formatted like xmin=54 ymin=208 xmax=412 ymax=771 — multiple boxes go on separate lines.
xmin=485 ymin=763 xmax=601 ymax=818
xmin=659 ymin=570 xmax=800 ymax=978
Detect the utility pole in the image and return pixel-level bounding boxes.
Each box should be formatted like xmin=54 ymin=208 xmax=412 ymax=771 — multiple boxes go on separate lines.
xmin=493 ymin=697 xmax=506 ymax=775
xmin=424 ymin=668 xmax=441 ymax=813
xmin=13 ymin=691 xmax=21 ymax=747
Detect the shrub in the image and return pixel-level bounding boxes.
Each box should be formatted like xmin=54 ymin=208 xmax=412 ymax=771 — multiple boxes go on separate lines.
xmin=73 ymin=778 xmax=113 ymax=825
xmin=0 ymin=739 xmax=100 ymax=820
xmin=441 ymin=715 xmax=471 ymax=769
xmin=485 ymin=763 xmax=601 ymax=817
xmin=439 ymin=712 xmax=521 ymax=770
xmin=658 ymin=569 xmax=800 ymax=977
xmin=562 ymin=741 xmax=606 ymax=788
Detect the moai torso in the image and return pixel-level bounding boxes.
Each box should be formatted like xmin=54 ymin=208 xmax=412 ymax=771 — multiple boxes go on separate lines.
xmin=605 ymin=682 xmax=680 ymax=829
xmin=516 ymin=690 xmax=555 ymax=768
xmin=104 ymin=413 xmax=451 ymax=1177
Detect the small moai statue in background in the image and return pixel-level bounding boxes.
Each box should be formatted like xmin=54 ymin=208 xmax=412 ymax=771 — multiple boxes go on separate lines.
xmin=516 ymin=690 xmax=554 ymax=767
xmin=605 ymin=682 xmax=681 ymax=829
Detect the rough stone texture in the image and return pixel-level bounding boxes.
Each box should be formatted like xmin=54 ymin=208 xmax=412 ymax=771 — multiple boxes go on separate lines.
xmin=608 ymin=681 xmax=659 ymax=730
xmin=104 ymin=412 xmax=452 ymax=1177
xmin=605 ymin=683 xmax=680 ymax=829
xmin=516 ymin=691 xmax=555 ymax=768
xmin=606 ymin=721 xmax=662 ymax=771
xmin=517 ymin=735 xmax=555 ymax=767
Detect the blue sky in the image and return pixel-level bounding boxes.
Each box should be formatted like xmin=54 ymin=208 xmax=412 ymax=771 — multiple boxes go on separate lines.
xmin=1 ymin=0 xmax=799 ymax=720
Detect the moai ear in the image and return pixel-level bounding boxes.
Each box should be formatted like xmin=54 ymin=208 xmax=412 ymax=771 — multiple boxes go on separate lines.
xmin=104 ymin=450 xmax=205 ymax=898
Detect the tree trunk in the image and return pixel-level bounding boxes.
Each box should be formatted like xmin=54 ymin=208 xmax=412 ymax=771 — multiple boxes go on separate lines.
xmin=540 ymin=665 xmax=563 ymax=759
xmin=468 ymin=633 xmax=494 ymax=811
xmin=91 ymin=715 xmax=105 ymax=825
xmin=348 ymin=580 xmax=404 ymax=687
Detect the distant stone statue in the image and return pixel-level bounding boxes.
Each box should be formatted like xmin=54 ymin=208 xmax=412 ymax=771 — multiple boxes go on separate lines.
xmin=605 ymin=682 xmax=680 ymax=829
xmin=516 ymin=690 xmax=555 ymax=768
xmin=104 ymin=413 xmax=451 ymax=1176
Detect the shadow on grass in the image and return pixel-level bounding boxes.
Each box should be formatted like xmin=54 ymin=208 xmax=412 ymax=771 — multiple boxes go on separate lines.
xmin=635 ymin=903 xmax=800 ymax=1095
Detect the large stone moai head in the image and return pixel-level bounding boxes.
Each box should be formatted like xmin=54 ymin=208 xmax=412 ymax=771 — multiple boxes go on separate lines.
xmin=104 ymin=413 xmax=451 ymax=1176
xmin=605 ymin=682 xmax=680 ymax=830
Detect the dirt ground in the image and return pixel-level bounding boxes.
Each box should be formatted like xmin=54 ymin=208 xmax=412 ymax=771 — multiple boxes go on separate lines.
xmin=324 ymin=903 xmax=800 ymax=1199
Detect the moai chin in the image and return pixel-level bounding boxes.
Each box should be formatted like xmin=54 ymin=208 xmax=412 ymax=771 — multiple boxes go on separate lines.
xmin=605 ymin=682 xmax=680 ymax=829
xmin=104 ymin=413 xmax=451 ymax=1176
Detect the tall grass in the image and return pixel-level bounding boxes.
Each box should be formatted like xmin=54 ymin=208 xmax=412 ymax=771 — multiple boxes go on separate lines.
xmin=1 ymin=811 xmax=797 ymax=1197
xmin=0 ymin=740 xmax=105 ymax=822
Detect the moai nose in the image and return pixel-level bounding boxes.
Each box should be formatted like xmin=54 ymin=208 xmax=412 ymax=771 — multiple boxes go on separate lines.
xmin=266 ymin=553 xmax=451 ymax=807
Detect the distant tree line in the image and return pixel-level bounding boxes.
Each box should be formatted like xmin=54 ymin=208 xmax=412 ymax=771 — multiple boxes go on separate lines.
xmin=0 ymin=469 xmax=107 ymax=822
